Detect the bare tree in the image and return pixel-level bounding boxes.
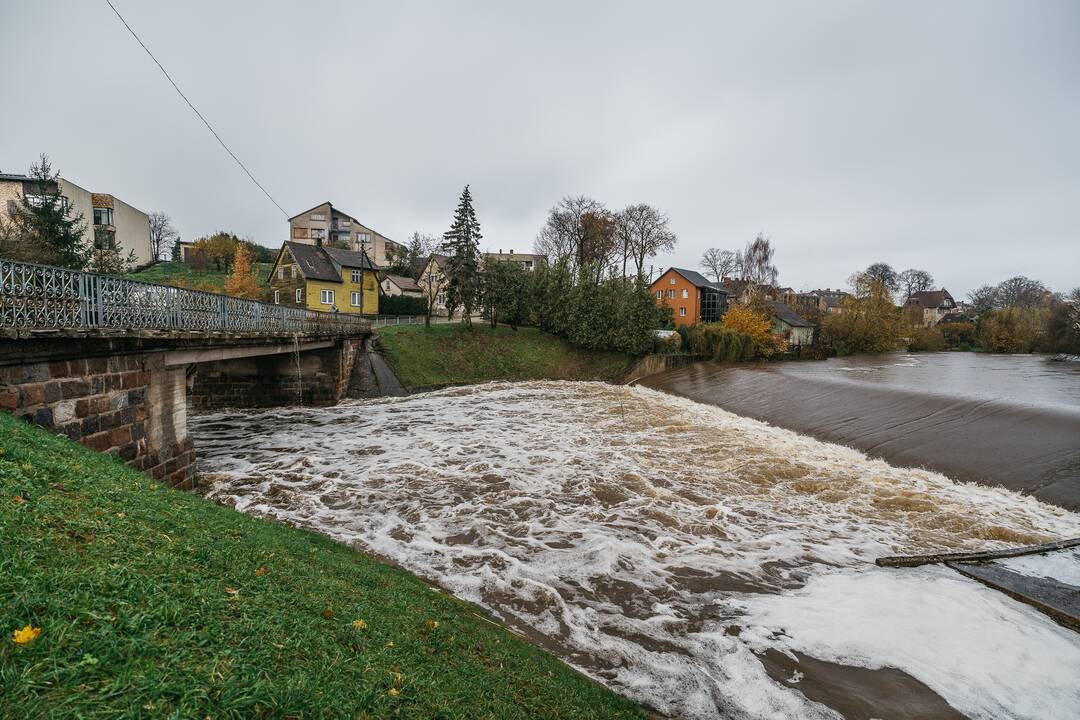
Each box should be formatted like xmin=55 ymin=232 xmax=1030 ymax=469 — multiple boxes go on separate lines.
xmin=700 ymin=248 xmax=741 ymax=283
xmin=864 ymin=262 xmax=899 ymax=294
xmin=616 ymin=203 xmax=676 ymax=281
xmin=412 ymin=233 xmax=447 ymax=327
xmin=967 ymin=284 xmax=999 ymax=315
xmin=534 ymin=195 xmax=607 ymax=271
xmin=148 ymin=211 xmax=179 ymax=263
xmin=741 ymin=234 xmax=778 ymax=291
xmin=898 ymin=268 xmax=934 ymax=301
xmin=995 ymin=275 xmax=1048 ymax=309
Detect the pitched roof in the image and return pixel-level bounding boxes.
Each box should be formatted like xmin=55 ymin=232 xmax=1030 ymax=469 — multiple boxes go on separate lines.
xmin=768 ymin=300 xmax=813 ymax=328
xmin=288 ymin=201 xmax=333 ymax=221
xmin=323 ymin=246 xmax=378 ymax=271
xmin=384 ymin=275 xmax=421 ymax=292
xmin=279 ymin=242 xmax=376 ymax=283
xmin=655 ymin=267 xmax=728 ymax=291
xmin=906 ymin=289 xmax=954 ymax=309
xmin=0 ymin=173 xmax=33 ymax=183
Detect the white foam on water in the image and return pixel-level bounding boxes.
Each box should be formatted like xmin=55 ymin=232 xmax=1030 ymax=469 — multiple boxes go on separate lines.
xmin=997 ymin=547 xmax=1080 ymax=587
xmin=735 ymin=566 xmax=1080 ymax=720
xmin=193 ymin=381 xmax=1080 ymax=719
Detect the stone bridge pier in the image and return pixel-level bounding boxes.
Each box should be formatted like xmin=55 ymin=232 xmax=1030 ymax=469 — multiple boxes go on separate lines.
xmin=0 ymin=334 xmax=368 ymax=489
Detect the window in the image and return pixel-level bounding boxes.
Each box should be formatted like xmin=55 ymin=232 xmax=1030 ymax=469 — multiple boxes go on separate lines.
xmin=311 ymin=213 xmax=325 ymax=221
xmin=681 ymin=289 xmax=689 ymax=299
xmin=670 ymin=278 xmax=676 ymax=285
xmin=295 ymin=288 xmax=302 ymax=303
xmin=310 ymin=228 xmax=326 ymax=240
xmin=656 ymin=290 xmax=662 ymax=299
xmin=667 ymin=289 xmax=675 ymax=298
xmin=679 ymin=307 xmax=687 ymax=317
xmin=278 ymin=267 xmax=284 ymax=280
xmin=93 ymin=207 xmax=113 ymax=225
xmin=351 ymin=269 xmax=361 ymax=283
xmin=321 ymin=289 xmax=334 ymax=305
xmin=273 ymin=290 xmax=280 ymax=304
xmin=356 ymin=232 xmax=371 ymax=247
xmin=351 ymin=291 xmax=362 ymax=307
xmin=290 ymin=265 xmax=296 ymax=279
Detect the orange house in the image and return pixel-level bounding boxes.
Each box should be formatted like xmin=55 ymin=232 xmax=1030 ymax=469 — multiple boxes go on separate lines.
xmin=649 ymin=268 xmax=729 ymax=327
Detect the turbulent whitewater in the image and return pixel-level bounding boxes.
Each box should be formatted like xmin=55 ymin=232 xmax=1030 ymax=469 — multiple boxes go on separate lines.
xmin=193 ymin=381 xmax=1080 ymax=719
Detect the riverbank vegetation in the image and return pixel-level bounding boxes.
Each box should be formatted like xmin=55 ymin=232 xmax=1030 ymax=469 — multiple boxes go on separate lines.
xmin=0 ymin=412 xmax=641 ymax=718
xmin=377 ymin=323 xmax=631 ymax=388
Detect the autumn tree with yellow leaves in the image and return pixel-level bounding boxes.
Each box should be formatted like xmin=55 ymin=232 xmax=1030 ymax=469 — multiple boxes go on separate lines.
xmin=223 ymin=244 xmax=262 ymax=300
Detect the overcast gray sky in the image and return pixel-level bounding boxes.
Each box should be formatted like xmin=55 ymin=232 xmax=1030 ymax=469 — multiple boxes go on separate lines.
xmin=1 ymin=1 xmax=1077 ymax=295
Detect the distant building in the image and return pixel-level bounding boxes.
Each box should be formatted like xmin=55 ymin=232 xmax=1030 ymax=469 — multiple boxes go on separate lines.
xmin=380 ymin=274 xmax=422 ymax=298
xmin=288 ymin=201 xmax=405 ymax=269
xmin=417 ymin=254 xmax=451 ymax=315
xmin=0 ymin=172 xmax=153 ymax=267
xmin=483 ymin=249 xmax=544 ymax=271
xmin=267 ymin=241 xmax=379 ymax=314
xmin=767 ymin=300 xmax=814 ymax=346
xmin=807 ymin=289 xmax=850 ymax=315
xmin=649 ymin=268 xmax=729 ymax=327
xmin=906 ymin=289 xmax=957 ymax=326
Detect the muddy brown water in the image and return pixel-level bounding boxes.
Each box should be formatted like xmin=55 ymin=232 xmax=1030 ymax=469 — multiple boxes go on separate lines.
xmin=640 ymin=353 xmax=1080 ymax=510
xmin=192 ymin=380 xmax=1080 ymax=719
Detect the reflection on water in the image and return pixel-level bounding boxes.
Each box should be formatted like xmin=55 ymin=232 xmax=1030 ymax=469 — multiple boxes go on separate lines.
xmin=193 ymin=381 xmax=1080 ymax=720
xmin=769 ymin=352 xmax=1080 ymax=411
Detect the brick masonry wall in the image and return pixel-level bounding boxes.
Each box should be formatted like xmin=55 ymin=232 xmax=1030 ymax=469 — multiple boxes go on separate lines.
xmin=0 ymin=353 xmax=196 ymax=490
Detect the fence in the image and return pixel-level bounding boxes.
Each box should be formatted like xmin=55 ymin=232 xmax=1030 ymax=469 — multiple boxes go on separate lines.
xmin=368 ymin=314 xmax=460 ymax=328
xmin=0 ymin=258 xmax=370 ymax=336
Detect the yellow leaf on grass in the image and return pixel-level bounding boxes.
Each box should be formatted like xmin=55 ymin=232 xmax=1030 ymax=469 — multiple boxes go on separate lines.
xmin=12 ymin=625 xmax=41 ymax=644
xmin=352 ymin=619 xmax=368 ymax=630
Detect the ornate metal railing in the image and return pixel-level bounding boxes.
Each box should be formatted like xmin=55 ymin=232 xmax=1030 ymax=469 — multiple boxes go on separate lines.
xmin=0 ymin=258 xmax=370 ymax=336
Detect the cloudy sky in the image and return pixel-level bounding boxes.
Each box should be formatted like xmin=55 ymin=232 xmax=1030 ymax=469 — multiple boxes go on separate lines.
xmin=1 ymin=1 xmax=1077 ymax=295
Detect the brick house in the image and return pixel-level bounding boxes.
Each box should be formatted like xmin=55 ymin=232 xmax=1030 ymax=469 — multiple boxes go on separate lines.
xmin=649 ymin=268 xmax=729 ymax=327
xmin=267 ymin=242 xmax=379 ymax=315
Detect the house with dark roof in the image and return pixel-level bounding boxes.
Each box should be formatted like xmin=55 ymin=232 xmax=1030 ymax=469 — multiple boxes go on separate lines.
xmin=380 ymin=274 xmax=423 ymax=298
xmin=649 ymin=267 xmax=729 ymax=327
xmin=267 ymin=241 xmax=379 ymax=314
xmin=767 ymin=300 xmax=814 ymax=346
xmin=905 ymin=288 xmax=956 ymax=327
xmin=288 ymin=201 xmax=405 ymax=269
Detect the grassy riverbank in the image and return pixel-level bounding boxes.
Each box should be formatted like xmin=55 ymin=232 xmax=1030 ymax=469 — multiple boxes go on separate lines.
xmin=0 ymin=413 xmax=642 ymax=718
xmin=377 ymin=323 xmax=632 ymax=389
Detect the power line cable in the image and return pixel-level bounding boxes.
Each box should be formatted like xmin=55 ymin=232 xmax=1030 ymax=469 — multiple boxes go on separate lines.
xmin=104 ymin=0 xmax=289 ymax=218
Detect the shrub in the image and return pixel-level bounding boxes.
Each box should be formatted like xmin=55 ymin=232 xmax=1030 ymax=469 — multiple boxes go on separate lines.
xmin=975 ymin=307 xmax=1046 ymax=353
xmin=908 ymin=326 xmax=948 ymax=352
xmin=683 ymin=323 xmax=756 ymax=362
xmin=941 ymin=321 xmax=976 ymax=348
xmin=379 ymin=293 xmax=428 ymax=316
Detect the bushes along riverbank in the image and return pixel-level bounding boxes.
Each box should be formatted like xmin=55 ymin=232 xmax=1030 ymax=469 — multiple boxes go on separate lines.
xmin=377 ymin=324 xmax=632 ymax=389
xmin=0 ymin=412 xmax=642 ymax=718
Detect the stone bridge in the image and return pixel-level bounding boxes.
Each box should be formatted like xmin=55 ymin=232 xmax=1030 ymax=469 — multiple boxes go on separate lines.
xmin=0 ymin=259 xmax=375 ymax=488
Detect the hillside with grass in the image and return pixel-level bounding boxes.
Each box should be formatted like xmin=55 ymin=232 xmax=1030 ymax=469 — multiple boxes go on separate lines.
xmin=0 ymin=413 xmax=642 ymax=719
xmin=377 ymin=324 xmax=632 ymax=389
xmin=125 ymin=261 xmax=273 ymax=293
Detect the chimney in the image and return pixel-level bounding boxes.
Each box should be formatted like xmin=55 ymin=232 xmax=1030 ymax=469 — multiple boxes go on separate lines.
xmin=510 ymin=248 xmax=514 ymax=255
xmin=498 ymin=249 xmax=502 ymax=254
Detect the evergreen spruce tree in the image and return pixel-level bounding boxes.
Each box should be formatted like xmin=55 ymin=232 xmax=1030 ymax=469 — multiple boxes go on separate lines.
xmin=8 ymin=155 xmax=88 ymax=269
xmin=440 ymin=185 xmax=483 ymax=328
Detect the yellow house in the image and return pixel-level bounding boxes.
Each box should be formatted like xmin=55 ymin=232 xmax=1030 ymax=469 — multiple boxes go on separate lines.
xmin=267 ymin=242 xmax=379 ymax=314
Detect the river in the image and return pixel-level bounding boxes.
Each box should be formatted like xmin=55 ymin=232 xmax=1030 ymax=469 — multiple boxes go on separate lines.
xmin=642 ymin=352 xmax=1080 ymax=510
xmin=192 ymin=378 xmax=1080 ymax=719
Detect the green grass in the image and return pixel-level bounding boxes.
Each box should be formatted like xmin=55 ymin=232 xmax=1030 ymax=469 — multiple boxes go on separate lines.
xmin=125 ymin=262 xmax=274 ymax=292
xmin=377 ymin=324 xmax=632 ymax=389
xmin=0 ymin=413 xmax=642 ymax=719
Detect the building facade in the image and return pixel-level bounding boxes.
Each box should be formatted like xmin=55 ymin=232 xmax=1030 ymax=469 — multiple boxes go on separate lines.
xmin=483 ymin=249 xmax=544 ymax=271
xmin=288 ymin=201 xmax=404 ymax=269
xmin=417 ymin=254 xmax=451 ymax=315
xmin=380 ymin=274 xmax=423 ymax=297
xmin=649 ymin=268 xmax=729 ymax=327
xmin=0 ymin=173 xmax=152 ymax=267
xmin=905 ymin=289 xmax=957 ymax=326
xmin=267 ymin=242 xmax=378 ymax=314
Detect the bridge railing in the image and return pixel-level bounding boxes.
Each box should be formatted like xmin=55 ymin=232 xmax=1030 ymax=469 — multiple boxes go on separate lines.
xmin=0 ymin=258 xmax=370 ymax=336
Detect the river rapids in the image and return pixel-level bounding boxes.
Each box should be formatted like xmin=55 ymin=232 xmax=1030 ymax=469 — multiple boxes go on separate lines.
xmin=193 ymin=381 xmax=1080 ymax=719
